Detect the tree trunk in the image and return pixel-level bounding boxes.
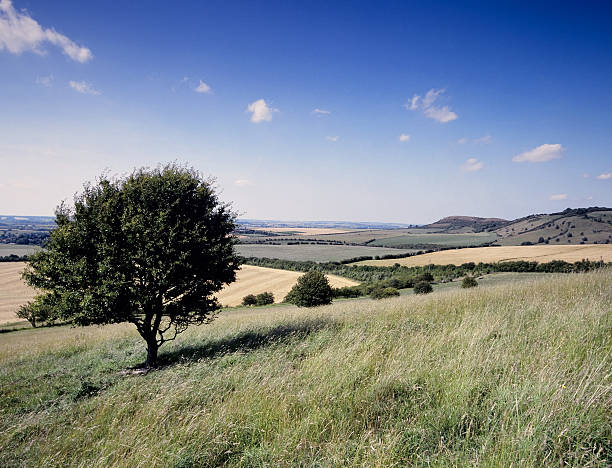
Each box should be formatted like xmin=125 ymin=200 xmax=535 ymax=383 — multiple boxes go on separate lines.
xmin=145 ymin=338 xmax=159 ymax=368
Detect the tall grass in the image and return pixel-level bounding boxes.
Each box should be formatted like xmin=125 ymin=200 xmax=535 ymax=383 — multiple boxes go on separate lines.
xmin=0 ymin=270 xmax=610 ymax=467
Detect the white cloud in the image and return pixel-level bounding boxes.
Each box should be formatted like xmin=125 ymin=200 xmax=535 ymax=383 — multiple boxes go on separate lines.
xmin=35 ymin=74 xmax=53 ymax=87
xmin=0 ymin=0 xmax=92 ymax=62
xmin=69 ymin=80 xmax=100 ymax=95
xmin=583 ymin=173 xmax=590 ymax=178
xmin=596 ymin=172 xmax=611 ymax=180
xmin=195 ymin=80 xmax=211 ymax=94
xmin=399 ymin=134 xmax=411 ymax=142
xmin=549 ymin=193 xmax=568 ymax=201
xmin=462 ymin=157 xmax=484 ymax=172
xmin=234 ymin=179 xmax=253 ymax=187
xmin=325 ymin=136 xmax=339 ymax=142
xmin=457 ymin=137 xmax=468 ymax=144
xmin=312 ymin=108 xmax=331 ymax=115
xmin=512 ymin=144 xmax=564 ymax=163
xmin=246 ymin=99 xmax=277 ymax=123
xmin=473 ymin=135 xmax=492 ymax=144
xmin=406 ymin=88 xmax=458 ymax=123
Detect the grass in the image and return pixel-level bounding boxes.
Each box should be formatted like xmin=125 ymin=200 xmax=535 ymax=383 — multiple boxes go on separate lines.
xmin=369 ymin=232 xmax=498 ymax=248
xmin=0 ymin=269 xmax=610 ymax=466
xmin=354 ymin=244 xmax=612 ymax=266
xmin=235 ymin=244 xmax=416 ymax=262
xmin=0 ymin=244 xmax=42 ymax=256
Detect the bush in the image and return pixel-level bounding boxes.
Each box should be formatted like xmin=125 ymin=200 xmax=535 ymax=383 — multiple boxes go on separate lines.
xmin=255 ymin=292 xmax=274 ymax=306
xmin=370 ymin=287 xmax=400 ymax=300
xmin=415 ymin=272 xmax=434 ymax=283
xmin=242 ymin=294 xmax=257 ymax=306
xmin=414 ymin=281 xmax=433 ymax=295
xmin=461 ymin=276 xmax=478 ymax=288
xmin=285 ymin=270 xmax=333 ymax=307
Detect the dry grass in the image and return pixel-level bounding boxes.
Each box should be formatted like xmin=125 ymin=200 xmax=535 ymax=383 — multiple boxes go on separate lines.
xmin=0 ymin=262 xmax=37 ymax=324
xmin=354 ymin=244 xmax=612 ymax=266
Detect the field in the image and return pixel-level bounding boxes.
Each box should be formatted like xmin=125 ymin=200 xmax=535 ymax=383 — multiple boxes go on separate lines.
xmin=217 ymin=265 xmax=358 ymax=306
xmin=369 ymin=232 xmax=498 ymax=248
xmin=235 ymin=244 xmax=416 ymax=262
xmin=247 ymin=227 xmax=358 ymax=236
xmin=0 ymin=270 xmax=609 ymax=466
xmin=0 ymin=244 xmax=42 ymax=256
xmin=355 ymin=244 xmax=612 ymax=266
xmin=0 ymin=262 xmax=37 ymax=324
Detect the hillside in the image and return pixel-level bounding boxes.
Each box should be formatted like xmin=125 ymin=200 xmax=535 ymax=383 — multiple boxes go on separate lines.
xmin=0 ymin=270 xmax=609 ymax=466
xmin=425 ymin=215 xmax=508 ymax=233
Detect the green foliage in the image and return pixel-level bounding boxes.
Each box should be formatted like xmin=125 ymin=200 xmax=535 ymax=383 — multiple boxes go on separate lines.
xmin=255 ymin=292 xmax=275 ymax=306
xmin=370 ymin=287 xmax=400 ymax=299
xmin=22 ymin=164 xmax=240 ymax=367
xmin=16 ymin=296 xmax=55 ymax=327
xmin=461 ymin=276 xmax=478 ymax=288
xmin=414 ymin=281 xmax=433 ymax=294
xmin=242 ymin=294 xmax=257 ymax=306
xmin=286 ymin=270 xmax=333 ymax=307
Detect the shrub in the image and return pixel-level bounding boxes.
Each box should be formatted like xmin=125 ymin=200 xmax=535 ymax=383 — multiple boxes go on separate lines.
xmin=242 ymin=294 xmax=257 ymax=306
xmin=414 ymin=281 xmax=433 ymax=295
xmin=415 ymin=272 xmax=434 ymax=283
xmin=370 ymin=287 xmax=400 ymax=300
xmin=461 ymin=276 xmax=478 ymax=288
xmin=255 ymin=292 xmax=274 ymax=306
xmin=285 ymin=271 xmax=333 ymax=307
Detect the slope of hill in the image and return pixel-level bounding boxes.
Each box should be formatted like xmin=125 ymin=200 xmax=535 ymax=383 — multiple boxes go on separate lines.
xmin=0 ymin=270 xmax=609 ymax=466
xmin=425 ymin=216 xmax=509 ymax=233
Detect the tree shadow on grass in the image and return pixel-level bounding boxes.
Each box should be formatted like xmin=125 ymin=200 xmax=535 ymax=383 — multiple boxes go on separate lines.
xmin=155 ymin=316 xmax=336 ymax=368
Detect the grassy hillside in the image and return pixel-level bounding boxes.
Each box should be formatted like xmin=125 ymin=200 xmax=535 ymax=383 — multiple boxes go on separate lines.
xmin=1 ymin=270 xmax=610 ymax=467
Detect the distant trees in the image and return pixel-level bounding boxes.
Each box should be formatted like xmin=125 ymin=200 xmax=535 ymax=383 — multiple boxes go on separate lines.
xmin=22 ymin=165 xmax=239 ymax=368
xmin=462 ymin=276 xmax=478 ymax=288
xmin=414 ymin=281 xmax=433 ymax=295
xmin=242 ymin=294 xmax=258 ymax=306
xmin=242 ymin=292 xmax=275 ymax=306
xmin=285 ymin=271 xmax=333 ymax=307
xmin=370 ymin=287 xmax=400 ymax=299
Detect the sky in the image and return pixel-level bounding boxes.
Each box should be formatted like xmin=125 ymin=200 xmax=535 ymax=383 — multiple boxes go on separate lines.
xmin=1 ymin=0 xmax=611 ymax=224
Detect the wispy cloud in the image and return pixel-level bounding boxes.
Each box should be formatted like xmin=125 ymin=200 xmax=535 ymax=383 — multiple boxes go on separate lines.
xmin=406 ymin=88 xmax=458 ymax=123
xmin=234 ymin=179 xmax=253 ymax=187
xmin=399 ymin=134 xmax=411 ymax=142
xmin=596 ymin=172 xmax=611 ymax=180
xmin=69 ymin=80 xmax=100 ymax=95
xmin=35 ymin=74 xmax=53 ymax=87
xmin=195 ymin=80 xmax=211 ymax=94
xmin=0 ymin=0 xmax=92 ymax=62
xmin=473 ymin=135 xmax=492 ymax=144
xmin=462 ymin=158 xmax=484 ymax=172
xmin=325 ymin=136 xmax=339 ymax=142
xmin=457 ymin=137 xmax=468 ymax=144
xmin=549 ymin=193 xmax=568 ymax=200
xmin=246 ymin=99 xmax=277 ymax=123
xmin=513 ymin=144 xmax=564 ymax=163
xmin=312 ymin=108 xmax=331 ymax=115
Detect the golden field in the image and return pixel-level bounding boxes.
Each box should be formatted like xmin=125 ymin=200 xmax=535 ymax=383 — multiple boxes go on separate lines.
xmin=0 ymin=263 xmax=358 ymax=323
xmin=354 ymin=244 xmax=612 ymax=267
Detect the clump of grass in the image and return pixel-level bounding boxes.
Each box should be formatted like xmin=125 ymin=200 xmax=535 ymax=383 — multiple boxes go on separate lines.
xmin=0 ymin=270 xmax=610 ymax=467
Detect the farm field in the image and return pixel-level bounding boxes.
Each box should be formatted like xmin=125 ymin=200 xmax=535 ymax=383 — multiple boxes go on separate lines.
xmin=369 ymin=232 xmax=498 ymax=248
xmin=217 ymin=265 xmax=358 ymax=306
xmin=0 ymin=270 xmax=609 ymax=466
xmin=0 ymin=244 xmax=42 ymax=256
xmin=247 ymin=227 xmax=358 ymax=236
xmin=236 ymin=243 xmax=417 ymax=262
xmin=0 ymin=262 xmax=37 ymax=324
xmin=354 ymin=244 xmax=612 ymax=266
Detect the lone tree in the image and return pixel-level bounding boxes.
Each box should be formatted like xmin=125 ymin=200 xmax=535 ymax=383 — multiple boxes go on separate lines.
xmin=285 ymin=270 xmax=333 ymax=307
xmin=461 ymin=276 xmax=478 ymax=288
xmin=22 ymin=165 xmax=240 ymax=367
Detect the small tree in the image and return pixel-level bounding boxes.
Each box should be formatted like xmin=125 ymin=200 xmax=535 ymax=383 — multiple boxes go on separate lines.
xmin=242 ymin=294 xmax=257 ymax=306
xmin=461 ymin=276 xmax=478 ymax=288
xmin=285 ymin=270 xmax=333 ymax=307
xmin=370 ymin=287 xmax=400 ymax=299
xmin=23 ymin=165 xmax=240 ymax=368
xmin=414 ymin=281 xmax=433 ymax=295
xmin=255 ymin=292 xmax=274 ymax=306
xmin=16 ymin=296 xmax=54 ymax=328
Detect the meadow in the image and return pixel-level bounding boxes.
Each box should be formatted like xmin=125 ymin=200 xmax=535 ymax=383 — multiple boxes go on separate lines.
xmin=355 ymin=244 xmax=612 ymax=267
xmin=0 ymin=270 xmax=610 ymax=466
xmin=235 ymin=244 xmax=416 ymax=262
xmin=0 ymin=244 xmax=42 ymax=257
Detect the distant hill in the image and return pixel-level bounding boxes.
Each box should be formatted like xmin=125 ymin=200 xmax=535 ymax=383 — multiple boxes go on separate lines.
xmin=425 ymin=216 xmax=509 ymax=233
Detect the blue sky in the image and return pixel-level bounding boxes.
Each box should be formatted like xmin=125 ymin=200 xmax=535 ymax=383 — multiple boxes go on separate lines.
xmin=1 ymin=0 xmax=611 ymax=223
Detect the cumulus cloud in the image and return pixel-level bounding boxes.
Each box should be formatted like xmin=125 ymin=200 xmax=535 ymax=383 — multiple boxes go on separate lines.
xmin=195 ymin=80 xmax=211 ymax=94
xmin=399 ymin=134 xmax=411 ymax=142
xmin=325 ymin=136 xmax=339 ymax=142
xmin=69 ymin=80 xmax=100 ymax=95
xmin=596 ymin=173 xmax=611 ymax=180
xmin=406 ymin=88 xmax=458 ymax=123
xmin=246 ymin=99 xmax=277 ymax=123
xmin=0 ymin=0 xmax=92 ymax=62
xmin=35 ymin=74 xmax=52 ymax=87
xmin=312 ymin=108 xmax=331 ymax=115
xmin=234 ymin=179 xmax=253 ymax=187
xmin=513 ymin=144 xmax=564 ymax=163
xmin=549 ymin=193 xmax=568 ymax=201
xmin=462 ymin=158 xmax=484 ymax=172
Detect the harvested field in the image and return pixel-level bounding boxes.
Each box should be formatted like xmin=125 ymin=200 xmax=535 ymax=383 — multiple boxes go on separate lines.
xmin=236 ymin=244 xmax=417 ymax=262
xmin=0 ymin=262 xmax=37 ymax=324
xmin=353 ymin=244 xmax=612 ymax=266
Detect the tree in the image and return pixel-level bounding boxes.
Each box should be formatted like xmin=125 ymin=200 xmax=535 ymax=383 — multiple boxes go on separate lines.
xmin=370 ymin=287 xmax=400 ymax=299
xmin=242 ymin=294 xmax=257 ymax=306
xmin=414 ymin=281 xmax=433 ymax=294
xmin=23 ymin=165 xmax=240 ymax=368
xmin=255 ymin=292 xmax=274 ymax=306
xmin=461 ymin=276 xmax=478 ymax=288
xmin=16 ymin=296 xmax=54 ymax=328
xmin=285 ymin=270 xmax=333 ymax=307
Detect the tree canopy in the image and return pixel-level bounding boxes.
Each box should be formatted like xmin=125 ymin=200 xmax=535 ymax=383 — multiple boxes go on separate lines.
xmin=285 ymin=270 xmax=333 ymax=307
xmin=23 ymin=165 xmax=240 ymax=367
